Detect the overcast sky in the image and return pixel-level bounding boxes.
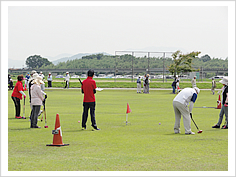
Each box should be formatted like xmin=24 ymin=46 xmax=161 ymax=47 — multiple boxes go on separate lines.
xmin=5 ymin=1 xmax=230 ymax=65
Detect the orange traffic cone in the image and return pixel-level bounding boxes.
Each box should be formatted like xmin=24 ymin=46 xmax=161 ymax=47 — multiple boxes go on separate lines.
xmin=46 ymin=114 xmax=69 ymax=147
xmin=216 ymin=95 xmax=222 ymax=109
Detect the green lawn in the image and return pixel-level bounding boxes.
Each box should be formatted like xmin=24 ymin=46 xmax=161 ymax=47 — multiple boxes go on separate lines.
xmin=8 ymin=89 xmax=228 ymax=171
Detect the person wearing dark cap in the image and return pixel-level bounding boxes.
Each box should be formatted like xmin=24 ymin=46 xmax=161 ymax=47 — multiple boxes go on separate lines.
xmin=81 ymin=70 xmax=100 ymax=130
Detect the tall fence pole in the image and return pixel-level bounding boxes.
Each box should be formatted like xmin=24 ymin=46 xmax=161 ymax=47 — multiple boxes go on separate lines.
xmin=163 ymin=52 xmax=165 ymax=83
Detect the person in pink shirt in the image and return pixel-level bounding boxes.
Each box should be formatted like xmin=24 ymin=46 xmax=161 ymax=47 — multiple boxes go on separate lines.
xmin=30 ymin=76 xmax=45 ymax=128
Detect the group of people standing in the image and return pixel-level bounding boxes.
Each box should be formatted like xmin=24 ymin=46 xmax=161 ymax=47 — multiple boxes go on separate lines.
xmin=172 ymin=76 xmax=228 ymax=135
xmin=11 ymin=70 xmax=47 ymax=128
xmin=136 ymin=74 xmax=150 ymax=94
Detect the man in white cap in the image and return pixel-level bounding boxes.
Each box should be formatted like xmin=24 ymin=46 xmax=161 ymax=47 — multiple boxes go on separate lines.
xmin=211 ymin=78 xmax=216 ymax=95
xmin=47 ymin=72 xmax=52 ymax=87
xmin=64 ymin=71 xmax=70 ymax=89
xmin=172 ymin=87 xmax=200 ymax=135
xmin=39 ymin=71 xmax=45 ymax=91
xmin=212 ymin=76 xmax=228 ymax=129
xmin=191 ymin=76 xmax=197 ymax=88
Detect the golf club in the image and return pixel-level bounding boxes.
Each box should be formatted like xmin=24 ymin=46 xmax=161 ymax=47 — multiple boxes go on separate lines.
xmin=43 ymin=99 xmax=48 ymax=128
xmin=78 ymin=78 xmax=83 ymax=85
xmin=22 ymin=96 xmax=26 ymax=119
xmin=190 ymin=113 xmax=202 ymax=133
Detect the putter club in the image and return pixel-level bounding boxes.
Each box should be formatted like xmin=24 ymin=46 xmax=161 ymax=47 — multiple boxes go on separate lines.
xmin=190 ymin=113 xmax=202 ymax=133
xmin=22 ymin=97 xmax=26 ymax=119
xmin=43 ymin=100 xmax=48 ymax=128
xmin=78 ymin=78 xmax=83 ymax=85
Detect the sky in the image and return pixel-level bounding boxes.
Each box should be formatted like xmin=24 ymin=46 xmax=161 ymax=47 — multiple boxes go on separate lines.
xmin=5 ymin=1 xmax=230 ymax=68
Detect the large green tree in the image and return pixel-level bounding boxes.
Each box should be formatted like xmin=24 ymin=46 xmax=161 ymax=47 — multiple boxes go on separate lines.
xmin=25 ymin=55 xmax=53 ymax=69
xmin=168 ymin=50 xmax=201 ymax=77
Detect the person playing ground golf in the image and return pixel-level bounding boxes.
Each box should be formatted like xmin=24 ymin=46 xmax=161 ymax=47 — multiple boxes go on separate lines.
xmin=212 ymin=77 xmax=228 ymax=129
xmin=191 ymin=76 xmax=197 ymax=88
xmin=173 ymin=87 xmax=200 ymax=135
xmin=64 ymin=71 xmax=70 ymax=89
xmin=211 ymin=78 xmax=216 ymax=95
xmin=81 ymin=69 xmax=100 ymax=130
xmin=11 ymin=75 xmax=27 ymax=119
xmin=30 ymin=76 xmax=45 ymax=128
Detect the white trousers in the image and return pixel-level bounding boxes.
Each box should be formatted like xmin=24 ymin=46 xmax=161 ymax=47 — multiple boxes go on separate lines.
xmin=173 ymin=101 xmax=192 ymax=134
xmin=137 ymin=83 xmax=141 ymax=93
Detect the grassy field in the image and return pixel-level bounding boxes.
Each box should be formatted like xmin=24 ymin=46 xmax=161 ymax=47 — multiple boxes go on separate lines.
xmin=7 ymin=89 xmax=228 ymax=172
xmin=12 ymin=77 xmax=224 ymax=89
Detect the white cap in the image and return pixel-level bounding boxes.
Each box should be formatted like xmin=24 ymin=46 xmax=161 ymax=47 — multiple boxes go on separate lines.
xmin=194 ymin=87 xmax=200 ymax=94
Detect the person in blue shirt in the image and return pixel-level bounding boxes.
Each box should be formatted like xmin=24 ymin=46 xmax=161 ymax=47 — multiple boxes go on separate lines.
xmin=136 ymin=76 xmax=141 ymax=93
xmin=25 ymin=72 xmax=30 ymax=89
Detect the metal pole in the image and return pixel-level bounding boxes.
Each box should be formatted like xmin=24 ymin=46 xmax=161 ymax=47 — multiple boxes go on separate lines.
xmin=148 ymin=52 xmax=150 ymax=75
xmin=163 ymin=52 xmax=165 ymax=83
xmin=132 ymin=52 xmax=134 ymax=82
xmin=201 ymin=66 xmax=203 ymax=82
xmin=115 ymin=52 xmax=117 ymax=82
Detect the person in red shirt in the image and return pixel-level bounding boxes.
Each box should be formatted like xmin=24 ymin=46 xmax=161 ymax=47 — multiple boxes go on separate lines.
xmin=11 ymin=75 xmax=26 ymax=119
xmin=81 ymin=70 xmax=100 ymax=130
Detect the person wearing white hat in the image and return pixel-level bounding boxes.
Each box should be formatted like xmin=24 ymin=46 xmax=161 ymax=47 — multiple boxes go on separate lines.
xmin=64 ymin=71 xmax=70 ymax=89
xmin=172 ymin=87 xmax=200 ymax=135
xmin=30 ymin=76 xmax=46 ymax=128
xmin=191 ymin=76 xmax=197 ymax=88
xmin=212 ymin=77 xmax=228 ymax=129
xmin=39 ymin=71 xmax=45 ymax=91
xmin=29 ymin=73 xmax=47 ymax=120
xmin=47 ymin=72 xmax=52 ymax=87
xmin=211 ymin=78 xmax=216 ymax=95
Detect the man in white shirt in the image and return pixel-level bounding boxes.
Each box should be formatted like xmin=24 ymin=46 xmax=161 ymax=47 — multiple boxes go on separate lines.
xmin=64 ymin=71 xmax=70 ymax=89
xmin=191 ymin=76 xmax=197 ymax=88
xmin=173 ymin=87 xmax=200 ymax=135
xmin=39 ymin=71 xmax=45 ymax=91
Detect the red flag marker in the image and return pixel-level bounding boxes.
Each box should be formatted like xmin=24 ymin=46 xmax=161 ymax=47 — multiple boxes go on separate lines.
xmin=126 ymin=103 xmax=132 ymax=114
xmin=126 ymin=103 xmax=131 ymax=125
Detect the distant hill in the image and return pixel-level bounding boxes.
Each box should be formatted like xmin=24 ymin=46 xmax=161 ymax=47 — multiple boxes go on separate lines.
xmin=8 ymin=58 xmax=25 ymax=68
xmin=52 ymin=52 xmax=112 ymax=65
xmin=44 ymin=53 xmax=73 ymax=61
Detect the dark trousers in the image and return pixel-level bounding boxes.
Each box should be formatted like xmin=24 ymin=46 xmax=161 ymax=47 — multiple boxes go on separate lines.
xmin=82 ymin=102 xmax=97 ymax=128
xmin=11 ymin=96 xmax=20 ymax=117
xmin=30 ymin=105 xmax=40 ymax=127
xmin=48 ymin=81 xmax=52 ymax=87
xmin=65 ymin=81 xmax=69 ymax=88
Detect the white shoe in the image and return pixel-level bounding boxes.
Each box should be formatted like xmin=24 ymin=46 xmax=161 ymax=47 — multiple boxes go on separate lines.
xmin=185 ymin=132 xmax=195 ymax=135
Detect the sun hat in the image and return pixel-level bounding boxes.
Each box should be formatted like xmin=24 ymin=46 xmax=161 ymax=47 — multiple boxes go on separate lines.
xmin=32 ymin=73 xmax=39 ymax=80
xmin=219 ymin=76 xmax=228 ymax=85
xmin=66 ymin=71 xmax=69 ymax=73
xmin=194 ymin=87 xmax=200 ymax=94
xmin=33 ymin=76 xmax=44 ymax=85
xmin=31 ymin=70 xmax=36 ymax=75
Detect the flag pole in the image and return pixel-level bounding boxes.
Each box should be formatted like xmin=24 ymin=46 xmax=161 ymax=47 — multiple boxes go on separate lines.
xmin=126 ymin=113 xmax=128 ymax=125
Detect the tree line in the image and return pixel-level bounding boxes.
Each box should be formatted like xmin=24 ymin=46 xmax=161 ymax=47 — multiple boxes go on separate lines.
xmin=25 ymin=51 xmax=228 ymax=76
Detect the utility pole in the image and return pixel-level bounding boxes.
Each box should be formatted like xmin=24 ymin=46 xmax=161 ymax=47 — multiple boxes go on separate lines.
xmin=132 ymin=52 xmax=134 ymax=82
xmin=163 ymin=52 xmax=165 ymax=83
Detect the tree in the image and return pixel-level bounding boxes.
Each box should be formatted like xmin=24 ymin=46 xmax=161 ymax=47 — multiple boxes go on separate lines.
xmin=25 ymin=55 xmax=53 ymax=69
xmin=200 ymin=54 xmax=211 ymax=62
xmin=168 ymin=50 xmax=201 ymax=77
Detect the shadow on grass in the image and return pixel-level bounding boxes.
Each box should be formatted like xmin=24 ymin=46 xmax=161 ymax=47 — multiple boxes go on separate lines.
xmin=164 ymin=133 xmax=187 ymax=136
xmin=9 ymin=128 xmax=31 ymax=131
